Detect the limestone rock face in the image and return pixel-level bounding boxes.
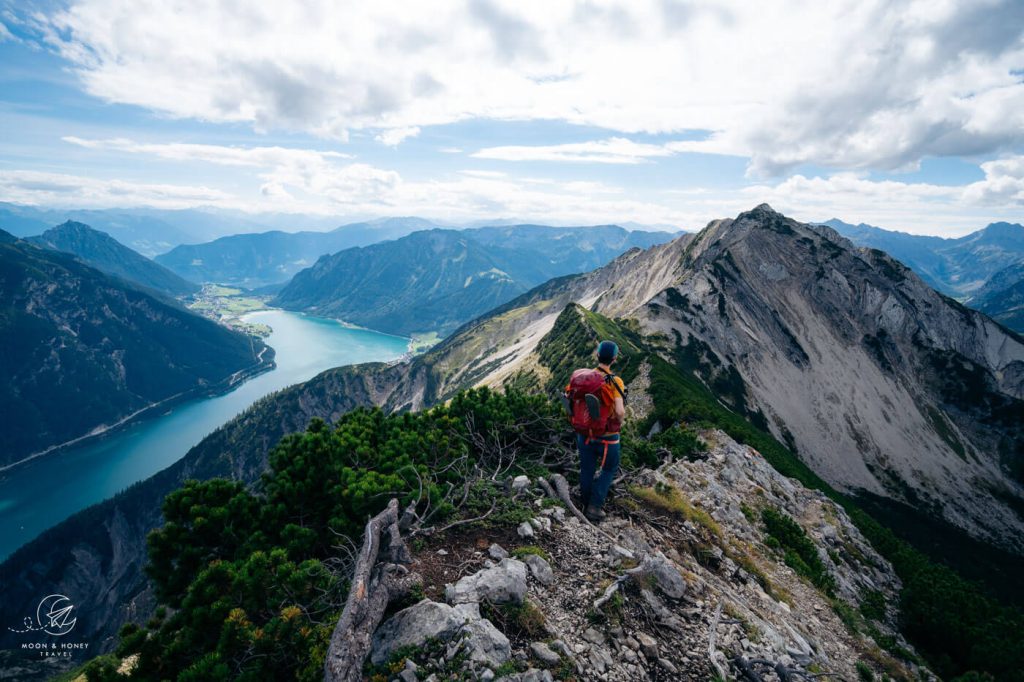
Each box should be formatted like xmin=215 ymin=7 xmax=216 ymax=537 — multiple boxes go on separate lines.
xmin=633 ymin=205 xmax=1024 ymax=551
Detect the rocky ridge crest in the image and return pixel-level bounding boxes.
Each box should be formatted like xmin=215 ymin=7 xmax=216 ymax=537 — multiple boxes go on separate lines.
xmin=360 ymin=428 xmax=928 ymax=682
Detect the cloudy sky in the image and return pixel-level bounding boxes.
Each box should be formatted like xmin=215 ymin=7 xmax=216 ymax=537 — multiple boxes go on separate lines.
xmin=0 ymin=0 xmax=1022 ymax=235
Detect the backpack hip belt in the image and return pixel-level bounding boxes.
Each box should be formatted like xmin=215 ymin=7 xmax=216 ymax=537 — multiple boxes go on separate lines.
xmin=584 ymin=433 xmax=620 ymax=469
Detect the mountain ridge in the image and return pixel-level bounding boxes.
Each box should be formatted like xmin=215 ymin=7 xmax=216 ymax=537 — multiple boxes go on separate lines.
xmin=27 ymin=221 xmax=199 ymax=298
xmin=823 ymin=217 xmax=1024 ymax=296
xmin=272 ymin=224 xmax=675 ymax=337
xmin=971 ymin=261 xmax=1024 ymax=332
xmin=154 ymin=217 xmax=444 ymax=287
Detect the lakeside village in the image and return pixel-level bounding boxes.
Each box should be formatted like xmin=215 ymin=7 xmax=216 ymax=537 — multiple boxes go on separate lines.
xmin=186 ymin=284 xmax=273 ymax=338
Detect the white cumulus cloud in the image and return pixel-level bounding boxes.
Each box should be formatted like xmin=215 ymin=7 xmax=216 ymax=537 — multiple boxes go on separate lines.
xmin=29 ymin=0 xmax=1024 ymax=175
xmin=472 ymin=138 xmax=673 ymax=164
xmin=0 ymin=170 xmax=234 ymax=208
xmin=374 ymin=126 xmax=421 ymax=147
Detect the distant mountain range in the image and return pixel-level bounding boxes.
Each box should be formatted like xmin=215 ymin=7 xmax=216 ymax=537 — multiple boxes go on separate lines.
xmin=272 ymin=224 xmax=675 ymax=335
xmin=28 ymin=221 xmax=198 ymax=298
xmin=0 ymin=203 xmax=352 ymax=257
xmin=155 ymin=217 xmax=438 ymax=287
xmin=822 ymin=218 xmax=1024 ymax=297
xmin=973 ymin=261 xmax=1024 ymax=332
xmin=0 ymin=228 xmax=271 ymax=467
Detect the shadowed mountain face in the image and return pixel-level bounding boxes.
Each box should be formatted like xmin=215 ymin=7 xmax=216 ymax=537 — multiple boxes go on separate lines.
xmin=3 ymin=206 xmax=1022 ymax=668
xmin=971 ymin=261 xmax=1024 ymax=332
xmin=28 ymin=221 xmax=199 ymax=298
xmin=0 ymin=229 xmax=270 ymax=467
xmin=154 ymin=217 xmax=439 ymax=287
xmin=271 ymin=225 xmax=674 ymax=336
xmin=824 ymin=218 xmax=1024 ymax=296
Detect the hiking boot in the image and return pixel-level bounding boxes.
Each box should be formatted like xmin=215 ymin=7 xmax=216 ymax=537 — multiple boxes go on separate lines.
xmin=585 ymin=505 xmax=606 ymax=523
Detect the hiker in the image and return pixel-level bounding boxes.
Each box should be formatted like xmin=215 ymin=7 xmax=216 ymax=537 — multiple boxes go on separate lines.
xmin=564 ymin=340 xmax=627 ymax=523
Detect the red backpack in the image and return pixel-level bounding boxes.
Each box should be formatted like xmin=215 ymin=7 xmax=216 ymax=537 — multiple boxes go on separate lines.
xmin=565 ymin=368 xmax=623 ymax=437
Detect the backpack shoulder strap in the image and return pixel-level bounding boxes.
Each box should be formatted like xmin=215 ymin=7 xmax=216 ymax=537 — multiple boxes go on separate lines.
xmin=599 ymin=369 xmax=626 ymax=400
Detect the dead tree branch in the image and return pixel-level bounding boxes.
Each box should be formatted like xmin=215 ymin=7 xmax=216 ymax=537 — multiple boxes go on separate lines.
xmin=548 ymin=473 xmax=591 ymax=525
xmin=708 ymin=600 xmax=729 ymax=681
xmin=322 ymin=499 xmax=421 ymax=682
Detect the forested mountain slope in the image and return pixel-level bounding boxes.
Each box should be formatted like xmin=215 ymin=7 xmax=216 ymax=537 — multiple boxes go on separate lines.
xmin=0 ymin=230 xmax=270 ymax=467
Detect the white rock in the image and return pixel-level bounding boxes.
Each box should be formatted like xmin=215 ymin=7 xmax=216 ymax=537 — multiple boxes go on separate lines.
xmin=445 ymin=558 xmax=528 ymax=605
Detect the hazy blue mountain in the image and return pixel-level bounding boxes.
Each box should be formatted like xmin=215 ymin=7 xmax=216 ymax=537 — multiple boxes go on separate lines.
xmin=0 ymin=203 xmax=52 ymax=237
xmin=0 ymin=229 xmax=271 ymax=466
xmin=823 ymin=218 xmax=1024 ymax=296
xmin=155 ymin=217 xmax=439 ymax=287
xmin=971 ymin=261 xmax=1024 ymax=332
xmin=464 ymin=223 xmax=675 ymax=276
xmin=27 ymin=221 xmax=198 ymax=297
xmin=0 ymin=203 xmax=359 ymax=258
xmin=272 ymin=224 xmax=676 ymax=335
xmin=0 ymin=203 xmax=198 ymax=256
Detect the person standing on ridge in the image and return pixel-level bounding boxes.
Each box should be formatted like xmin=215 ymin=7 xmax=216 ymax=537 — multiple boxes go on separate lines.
xmin=563 ymin=340 xmax=627 ymax=523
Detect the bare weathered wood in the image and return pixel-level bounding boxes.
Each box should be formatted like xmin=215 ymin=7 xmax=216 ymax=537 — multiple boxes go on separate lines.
xmin=323 ymin=498 xmax=419 ymax=682
xmin=708 ymin=600 xmax=728 ymax=681
xmin=592 ymin=573 xmax=629 ymax=609
xmin=549 ymin=473 xmax=591 ymax=525
xmin=537 ymin=477 xmax=556 ymax=500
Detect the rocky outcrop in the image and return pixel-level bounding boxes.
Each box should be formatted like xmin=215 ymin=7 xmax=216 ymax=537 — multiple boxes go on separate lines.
xmin=370 ymin=600 xmax=510 ymax=668
xmin=366 ymin=428 xmax=933 ymax=681
xmin=446 ymin=558 xmax=528 ymax=605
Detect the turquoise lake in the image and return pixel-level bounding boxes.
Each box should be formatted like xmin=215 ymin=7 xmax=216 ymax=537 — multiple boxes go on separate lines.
xmin=0 ymin=310 xmax=409 ymax=560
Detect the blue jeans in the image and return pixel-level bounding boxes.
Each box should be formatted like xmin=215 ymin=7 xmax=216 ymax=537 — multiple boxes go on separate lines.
xmin=578 ymin=433 xmax=621 ymax=510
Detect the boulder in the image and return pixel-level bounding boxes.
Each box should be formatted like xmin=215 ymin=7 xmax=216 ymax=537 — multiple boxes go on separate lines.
xmin=635 ymin=631 xmax=658 ymax=658
xmin=512 ymin=475 xmax=531 ymax=491
xmin=635 ymin=553 xmax=687 ymax=599
xmin=460 ymin=617 xmax=511 ymax=668
xmin=582 ymin=627 xmax=605 ymax=646
xmin=529 ymin=641 xmax=561 ymax=665
xmin=488 ymin=543 xmax=509 ymax=560
xmin=522 ymin=554 xmax=554 ymax=586
xmin=517 ymin=521 xmax=535 ymax=538
xmin=370 ymin=600 xmax=479 ymax=665
xmin=446 ymin=558 xmax=528 ymax=605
